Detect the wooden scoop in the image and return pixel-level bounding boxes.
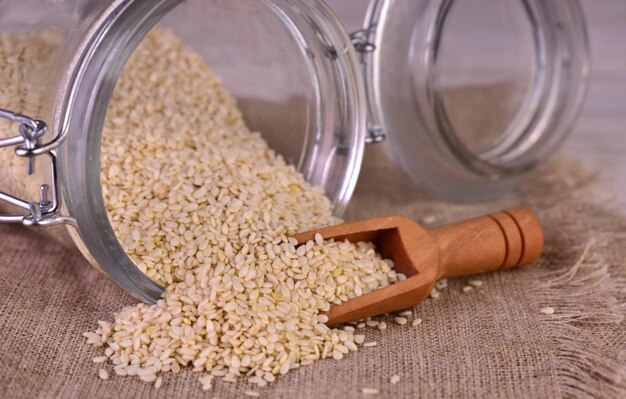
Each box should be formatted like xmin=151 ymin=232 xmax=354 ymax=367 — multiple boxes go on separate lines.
xmin=293 ymin=208 xmax=543 ymax=326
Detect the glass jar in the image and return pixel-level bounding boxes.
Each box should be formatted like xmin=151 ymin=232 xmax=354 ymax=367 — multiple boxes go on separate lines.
xmin=358 ymin=0 xmax=590 ymax=201
xmin=0 ymin=0 xmax=589 ymax=302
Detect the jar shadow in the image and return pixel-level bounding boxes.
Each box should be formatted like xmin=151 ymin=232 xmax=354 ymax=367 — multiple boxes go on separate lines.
xmin=346 ymin=144 xmax=435 ymax=221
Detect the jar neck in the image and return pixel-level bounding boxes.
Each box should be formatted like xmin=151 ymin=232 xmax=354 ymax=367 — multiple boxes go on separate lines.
xmin=412 ymin=0 xmax=589 ymax=178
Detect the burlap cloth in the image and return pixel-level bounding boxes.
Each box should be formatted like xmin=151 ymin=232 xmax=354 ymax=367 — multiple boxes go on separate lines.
xmin=0 ymin=145 xmax=624 ymax=398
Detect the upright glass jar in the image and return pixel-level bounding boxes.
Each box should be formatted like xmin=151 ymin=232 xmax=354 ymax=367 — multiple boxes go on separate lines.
xmin=0 ymin=0 xmax=589 ymax=302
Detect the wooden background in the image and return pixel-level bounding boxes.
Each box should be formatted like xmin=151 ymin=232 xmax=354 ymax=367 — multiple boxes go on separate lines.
xmin=328 ymin=0 xmax=626 ymax=209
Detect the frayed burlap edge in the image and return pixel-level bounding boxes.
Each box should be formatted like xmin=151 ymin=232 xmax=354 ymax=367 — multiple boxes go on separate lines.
xmin=510 ymin=160 xmax=625 ymax=398
xmin=531 ymin=237 xmax=626 ymax=398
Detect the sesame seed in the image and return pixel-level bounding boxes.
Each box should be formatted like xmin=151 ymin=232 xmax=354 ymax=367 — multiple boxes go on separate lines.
xmin=420 ymin=215 xmax=436 ymax=225
xmin=314 ymin=233 xmax=324 ymax=246
xmin=468 ymin=279 xmax=483 ymax=287
xmin=365 ymin=320 xmax=380 ymax=327
xmin=435 ymin=279 xmax=448 ymax=290
xmin=394 ymin=317 xmax=408 ymax=325
xmin=390 ymin=374 xmax=401 ymax=384
xmin=363 ymin=342 xmax=377 ymax=347
xmin=462 ymin=286 xmax=473 ymax=293
xmin=244 ymin=391 xmax=260 ymax=397
xmin=98 ymin=369 xmax=109 ymax=380
xmin=362 ymin=387 xmax=380 ymax=395
xmin=540 ymin=307 xmax=555 ymax=315
xmin=412 ymin=318 xmax=423 ymax=327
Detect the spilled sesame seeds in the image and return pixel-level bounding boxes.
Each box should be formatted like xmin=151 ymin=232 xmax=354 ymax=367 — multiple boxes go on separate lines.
xmin=82 ymin=28 xmax=405 ymax=390
xmin=362 ymin=387 xmax=380 ymax=395
xmin=394 ymin=317 xmax=408 ymax=325
xmin=420 ymin=215 xmax=437 ymax=225
xmin=99 ymin=369 xmax=109 ymax=380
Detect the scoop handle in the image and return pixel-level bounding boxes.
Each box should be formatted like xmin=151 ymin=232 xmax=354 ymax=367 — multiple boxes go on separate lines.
xmin=430 ymin=208 xmax=543 ymax=278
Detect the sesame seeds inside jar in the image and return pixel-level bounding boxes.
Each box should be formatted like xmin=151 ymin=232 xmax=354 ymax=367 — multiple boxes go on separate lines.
xmin=85 ymin=28 xmax=405 ymax=388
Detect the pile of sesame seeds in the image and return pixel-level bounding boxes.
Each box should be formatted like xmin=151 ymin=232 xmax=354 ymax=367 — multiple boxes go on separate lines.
xmin=85 ymin=28 xmax=408 ymax=391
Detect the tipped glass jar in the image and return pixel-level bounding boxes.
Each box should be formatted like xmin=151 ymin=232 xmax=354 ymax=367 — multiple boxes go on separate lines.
xmin=0 ymin=0 xmax=589 ymax=302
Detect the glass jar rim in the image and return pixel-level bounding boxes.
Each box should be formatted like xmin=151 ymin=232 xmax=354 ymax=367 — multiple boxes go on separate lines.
xmin=358 ymin=0 xmax=590 ymax=201
xmin=53 ymin=0 xmax=367 ymax=303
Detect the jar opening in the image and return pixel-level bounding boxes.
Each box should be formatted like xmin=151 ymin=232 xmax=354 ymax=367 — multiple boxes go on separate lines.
xmin=418 ymin=0 xmax=590 ymax=177
xmin=363 ymin=0 xmax=588 ymax=201
xmin=56 ymin=0 xmax=365 ymax=302
xmin=431 ymin=0 xmax=537 ymax=159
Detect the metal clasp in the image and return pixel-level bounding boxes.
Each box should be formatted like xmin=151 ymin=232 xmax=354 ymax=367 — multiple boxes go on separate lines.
xmin=350 ymin=26 xmax=387 ymax=145
xmin=0 ymin=108 xmax=75 ymax=228
xmin=350 ymin=29 xmax=377 ymax=54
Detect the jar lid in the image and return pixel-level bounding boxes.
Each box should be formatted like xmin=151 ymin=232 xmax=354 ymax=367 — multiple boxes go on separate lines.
xmin=355 ymin=0 xmax=589 ymax=201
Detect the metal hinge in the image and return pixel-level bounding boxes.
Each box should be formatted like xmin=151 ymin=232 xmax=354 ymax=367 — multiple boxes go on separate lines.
xmin=0 ymin=108 xmax=75 ymax=227
xmin=365 ymin=124 xmax=386 ymax=144
xmin=350 ymin=27 xmax=387 ymax=145
xmin=350 ymin=29 xmax=377 ymax=54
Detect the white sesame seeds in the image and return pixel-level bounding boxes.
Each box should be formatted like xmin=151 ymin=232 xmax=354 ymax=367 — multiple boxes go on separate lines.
xmin=412 ymin=318 xmax=423 ymax=327
xmin=199 ymin=375 xmax=213 ymax=391
xmin=394 ymin=317 xmax=408 ymax=325
xmin=462 ymin=285 xmax=473 ymax=293
xmin=363 ymin=342 xmax=378 ymax=348
xmin=435 ymin=278 xmax=448 ymax=290
xmin=244 ymin=391 xmax=261 ymax=397
xmin=420 ymin=215 xmax=436 ymax=225
xmin=98 ymin=369 xmax=109 ymax=380
xmin=365 ymin=320 xmax=380 ymax=327
xmin=139 ymin=373 xmax=157 ymax=383
xmin=77 ymin=27 xmax=402 ymax=388
xmin=540 ymin=307 xmax=555 ymax=315
xmin=317 ymin=314 xmax=329 ymax=324
xmin=390 ymin=374 xmax=401 ymax=384
xmin=314 ymin=233 xmax=324 ymax=246
xmin=362 ymin=387 xmax=380 ymax=395
xmin=468 ymin=279 xmax=483 ymax=287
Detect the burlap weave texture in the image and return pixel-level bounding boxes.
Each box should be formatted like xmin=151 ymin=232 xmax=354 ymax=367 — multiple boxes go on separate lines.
xmin=0 ymin=147 xmax=624 ymax=398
